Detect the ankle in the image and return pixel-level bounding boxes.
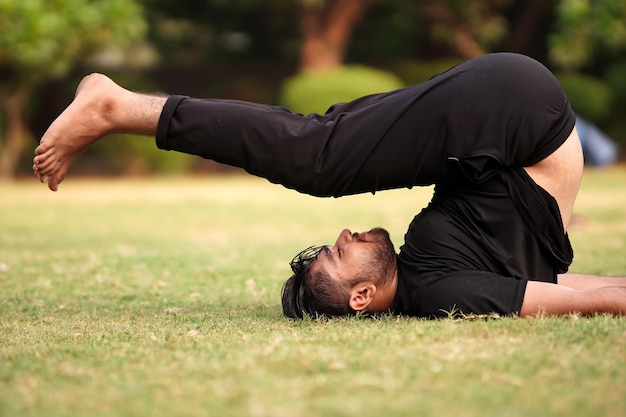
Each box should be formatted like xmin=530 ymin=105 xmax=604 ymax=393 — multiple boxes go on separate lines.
xmin=99 ymin=88 xmax=130 ymax=135
xmin=96 ymin=80 xmax=137 ymax=135
xmin=76 ymin=73 xmax=165 ymax=137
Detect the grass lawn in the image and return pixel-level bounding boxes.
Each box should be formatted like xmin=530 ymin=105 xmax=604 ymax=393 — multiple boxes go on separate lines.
xmin=1 ymin=167 xmax=625 ymax=417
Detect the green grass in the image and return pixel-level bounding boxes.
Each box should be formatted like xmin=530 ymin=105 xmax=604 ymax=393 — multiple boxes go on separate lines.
xmin=1 ymin=168 xmax=625 ymax=417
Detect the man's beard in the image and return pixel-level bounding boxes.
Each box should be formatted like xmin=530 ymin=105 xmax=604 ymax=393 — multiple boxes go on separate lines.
xmin=358 ymin=227 xmax=397 ymax=286
xmin=365 ymin=227 xmax=392 ymax=242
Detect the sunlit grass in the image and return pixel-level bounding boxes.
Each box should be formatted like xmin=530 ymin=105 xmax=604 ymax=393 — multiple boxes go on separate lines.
xmin=1 ymin=167 xmax=625 ymax=417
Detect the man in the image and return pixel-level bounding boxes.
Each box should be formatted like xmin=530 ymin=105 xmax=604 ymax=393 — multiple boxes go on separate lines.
xmin=33 ymin=53 xmax=626 ymax=319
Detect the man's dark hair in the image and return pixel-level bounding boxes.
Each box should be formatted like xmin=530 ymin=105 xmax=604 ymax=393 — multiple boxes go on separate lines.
xmin=281 ymin=263 xmax=355 ymax=319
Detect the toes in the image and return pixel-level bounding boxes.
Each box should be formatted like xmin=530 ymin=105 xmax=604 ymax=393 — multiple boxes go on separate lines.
xmin=35 ymin=161 xmax=57 ymax=177
xmin=48 ymin=172 xmax=64 ymax=191
xmin=35 ymin=157 xmax=54 ymax=171
xmin=34 ymin=155 xmax=59 ymax=176
xmin=34 ymin=140 xmax=51 ymax=155
xmin=34 ymin=145 xmax=55 ymax=162
xmin=32 ymin=164 xmax=46 ymax=182
xmin=33 ymin=148 xmax=55 ymax=168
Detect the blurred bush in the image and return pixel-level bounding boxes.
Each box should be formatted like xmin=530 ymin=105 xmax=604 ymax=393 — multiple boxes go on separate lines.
xmin=604 ymin=62 xmax=626 ymax=143
xmin=555 ymin=72 xmax=612 ymax=121
xmin=94 ymin=134 xmax=196 ymax=175
xmin=605 ymin=62 xmax=626 ymax=107
xmin=279 ymin=65 xmax=404 ymax=115
xmin=394 ymin=59 xmax=464 ymax=85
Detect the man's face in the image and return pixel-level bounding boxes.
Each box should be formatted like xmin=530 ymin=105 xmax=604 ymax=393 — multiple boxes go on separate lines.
xmin=309 ymin=227 xmax=397 ymax=286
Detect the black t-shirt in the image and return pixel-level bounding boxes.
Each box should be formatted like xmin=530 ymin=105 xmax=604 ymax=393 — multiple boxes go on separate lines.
xmin=156 ymin=52 xmax=577 ymax=317
xmin=393 ymin=169 xmax=572 ymax=318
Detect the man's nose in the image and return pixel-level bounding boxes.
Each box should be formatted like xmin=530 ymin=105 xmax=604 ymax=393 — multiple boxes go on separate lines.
xmin=334 ymin=228 xmax=353 ymax=246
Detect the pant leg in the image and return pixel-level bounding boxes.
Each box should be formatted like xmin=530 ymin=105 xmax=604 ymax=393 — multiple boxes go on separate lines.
xmin=155 ymin=53 xmax=576 ymax=197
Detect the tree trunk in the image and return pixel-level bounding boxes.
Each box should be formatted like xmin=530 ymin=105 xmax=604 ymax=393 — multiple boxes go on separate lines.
xmin=299 ymin=0 xmax=369 ymax=72
xmin=453 ymin=26 xmax=486 ymax=59
xmin=0 ymin=85 xmax=30 ymax=180
xmin=507 ymin=0 xmax=556 ymax=53
xmin=427 ymin=1 xmax=485 ymax=59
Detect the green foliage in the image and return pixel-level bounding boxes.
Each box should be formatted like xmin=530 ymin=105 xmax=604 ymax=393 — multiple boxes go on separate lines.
xmin=0 ymin=0 xmax=147 ymax=83
xmin=605 ymin=61 xmax=626 ymax=105
xmin=0 ymin=0 xmax=149 ymax=180
xmin=601 ymin=62 xmax=626 ymax=144
xmin=144 ymin=0 xmax=298 ymax=63
xmin=279 ymin=65 xmax=405 ymax=115
xmin=555 ymin=72 xmax=613 ymax=121
xmin=395 ymin=58 xmax=464 ymax=85
xmin=549 ymin=0 xmax=626 ymax=70
xmin=425 ymin=0 xmax=511 ymax=52
xmin=94 ymin=134 xmax=197 ymax=175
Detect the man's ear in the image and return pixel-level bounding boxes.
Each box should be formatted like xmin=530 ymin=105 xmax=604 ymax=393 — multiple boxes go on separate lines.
xmin=348 ymin=284 xmax=377 ymax=312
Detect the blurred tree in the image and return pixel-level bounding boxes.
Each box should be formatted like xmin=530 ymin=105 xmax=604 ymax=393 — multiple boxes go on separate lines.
xmin=549 ymin=0 xmax=626 ymax=70
xmin=145 ymin=0 xmax=373 ymax=71
xmin=144 ymin=0 xmax=298 ymax=65
xmin=298 ymin=0 xmax=371 ymax=70
xmin=0 ymin=0 xmax=148 ymax=180
xmin=417 ymin=0 xmax=511 ymax=59
xmin=9 ymin=0 xmax=625 ymax=177
xmin=505 ymin=0 xmax=556 ymax=56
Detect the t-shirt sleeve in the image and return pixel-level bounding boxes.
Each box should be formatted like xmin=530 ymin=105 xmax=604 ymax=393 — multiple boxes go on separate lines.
xmin=414 ymin=270 xmax=528 ymax=318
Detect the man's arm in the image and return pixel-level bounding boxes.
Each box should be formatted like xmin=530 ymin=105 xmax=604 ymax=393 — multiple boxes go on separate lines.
xmin=520 ymin=275 xmax=626 ymax=317
xmin=558 ymin=273 xmax=626 ymax=289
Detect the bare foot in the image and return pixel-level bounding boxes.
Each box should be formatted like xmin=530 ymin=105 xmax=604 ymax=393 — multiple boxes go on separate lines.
xmin=33 ymin=74 xmax=123 ymax=191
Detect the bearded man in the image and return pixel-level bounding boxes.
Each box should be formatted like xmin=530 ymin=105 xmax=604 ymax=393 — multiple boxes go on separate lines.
xmin=33 ymin=53 xmax=626 ymax=319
